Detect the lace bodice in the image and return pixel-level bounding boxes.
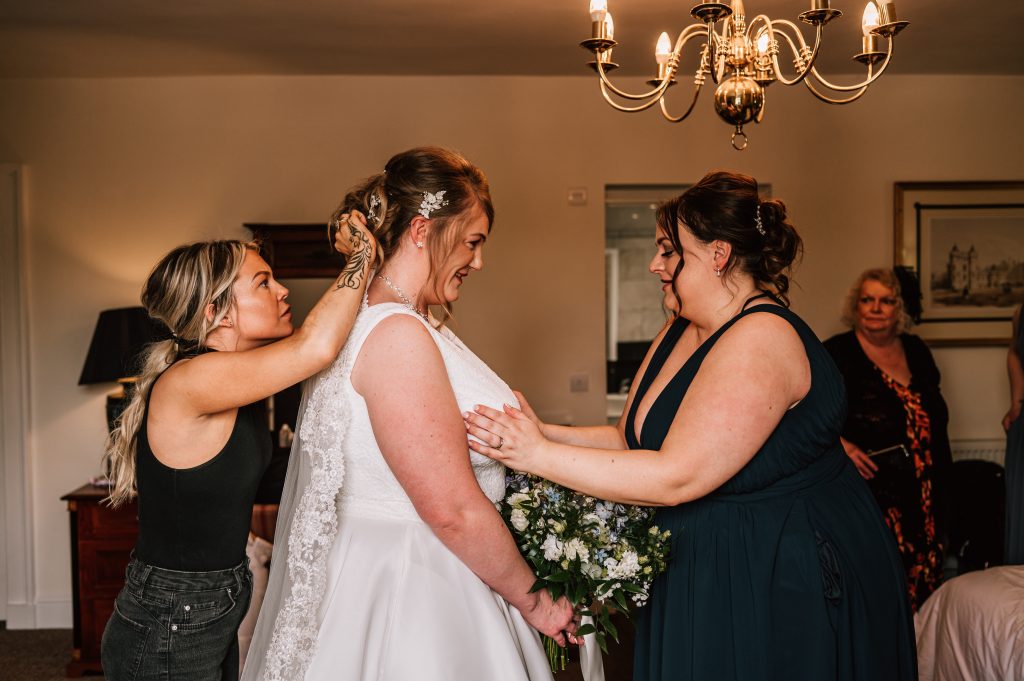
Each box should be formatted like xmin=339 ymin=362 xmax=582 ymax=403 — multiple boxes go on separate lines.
xmin=336 ymin=302 xmax=514 ymax=521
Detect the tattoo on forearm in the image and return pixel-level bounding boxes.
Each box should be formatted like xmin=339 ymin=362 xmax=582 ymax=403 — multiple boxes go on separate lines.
xmin=335 ymin=224 xmax=372 ymax=290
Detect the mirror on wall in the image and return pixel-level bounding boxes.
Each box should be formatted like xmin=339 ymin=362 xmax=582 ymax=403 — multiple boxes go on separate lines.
xmin=604 ymin=185 xmax=686 ymax=422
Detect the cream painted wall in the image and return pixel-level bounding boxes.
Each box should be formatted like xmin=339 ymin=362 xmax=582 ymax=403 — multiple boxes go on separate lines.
xmin=0 ymin=73 xmax=1021 ymax=624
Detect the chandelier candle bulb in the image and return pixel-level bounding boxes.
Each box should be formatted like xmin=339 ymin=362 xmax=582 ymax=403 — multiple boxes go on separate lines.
xmin=605 ymin=13 xmax=615 ymax=40
xmin=655 ymin=32 xmax=672 ymax=64
xmin=589 ymin=0 xmax=607 ymax=23
xmin=655 ymin=31 xmax=673 ymax=79
xmin=756 ymin=32 xmax=770 ymax=55
xmin=861 ymin=2 xmax=880 ymax=35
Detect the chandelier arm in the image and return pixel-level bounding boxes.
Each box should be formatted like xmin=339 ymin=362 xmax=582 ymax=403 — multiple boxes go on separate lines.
xmin=659 ymin=82 xmax=704 ymax=123
xmin=708 ymin=20 xmax=728 ymax=85
xmin=803 ymin=77 xmax=870 ymax=104
xmin=598 ymin=81 xmax=666 ymax=113
xmin=767 ymin=21 xmax=822 ymax=86
xmin=808 ymin=41 xmax=894 ymax=92
xmin=594 ymin=53 xmax=674 ymax=102
xmin=673 ymin=23 xmax=709 ymax=53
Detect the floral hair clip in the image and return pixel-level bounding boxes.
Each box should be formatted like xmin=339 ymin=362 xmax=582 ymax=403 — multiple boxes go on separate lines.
xmin=367 ymin=193 xmax=381 ymax=224
xmin=754 ymin=206 xmax=766 ymax=236
xmin=419 ymin=190 xmax=448 ymax=219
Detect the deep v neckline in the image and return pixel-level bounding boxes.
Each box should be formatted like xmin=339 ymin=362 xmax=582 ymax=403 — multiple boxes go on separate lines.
xmin=625 ymin=292 xmax=780 ymax=449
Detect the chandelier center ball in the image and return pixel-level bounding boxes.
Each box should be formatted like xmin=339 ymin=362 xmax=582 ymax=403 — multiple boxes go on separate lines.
xmin=713 ymin=75 xmax=765 ymax=126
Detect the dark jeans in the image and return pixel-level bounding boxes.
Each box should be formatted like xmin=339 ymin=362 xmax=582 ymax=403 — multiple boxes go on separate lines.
xmin=101 ymin=556 xmax=253 ymax=681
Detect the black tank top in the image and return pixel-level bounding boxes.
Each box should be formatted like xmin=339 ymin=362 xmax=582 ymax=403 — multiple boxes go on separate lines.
xmin=134 ymin=370 xmax=272 ymax=571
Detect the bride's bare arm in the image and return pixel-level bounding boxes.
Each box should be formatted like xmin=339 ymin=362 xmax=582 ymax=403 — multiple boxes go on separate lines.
xmin=352 ymin=315 xmax=574 ymax=643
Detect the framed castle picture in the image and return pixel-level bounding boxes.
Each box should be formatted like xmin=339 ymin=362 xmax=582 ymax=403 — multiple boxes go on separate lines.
xmin=894 ymin=181 xmax=1024 ymax=346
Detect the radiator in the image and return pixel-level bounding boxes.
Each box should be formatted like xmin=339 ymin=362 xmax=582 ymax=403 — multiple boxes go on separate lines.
xmin=951 ymin=438 xmax=1006 ymax=467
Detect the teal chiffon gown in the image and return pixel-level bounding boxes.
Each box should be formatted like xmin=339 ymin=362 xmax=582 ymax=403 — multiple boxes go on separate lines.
xmin=628 ymin=304 xmax=917 ymax=681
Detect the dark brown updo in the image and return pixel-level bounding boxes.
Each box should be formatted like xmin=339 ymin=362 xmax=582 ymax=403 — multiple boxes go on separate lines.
xmin=331 ymin=146 xmax=493 ymax=318
xmin=656 ymin=170 xmax=802 ymax=307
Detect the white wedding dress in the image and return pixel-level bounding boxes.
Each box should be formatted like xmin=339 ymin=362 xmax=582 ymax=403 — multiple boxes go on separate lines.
xmin=241 ymin=302 xmax=558 ymax=681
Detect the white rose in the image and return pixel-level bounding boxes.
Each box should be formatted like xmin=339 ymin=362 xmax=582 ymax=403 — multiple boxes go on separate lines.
xmin=564 ymin=538 xmax=590 ymax=564
xmin=541 ymin=534 xmax=564 ymax=561
xmin=609 ymin=551 xmax=640 ymax=579
xmin=510 ymin=508 xmax=529 ymax=532
xmin=508 ymin=492 xmax=530 ymax=507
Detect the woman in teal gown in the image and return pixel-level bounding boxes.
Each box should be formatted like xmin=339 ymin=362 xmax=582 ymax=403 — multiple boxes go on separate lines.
xmin=467 ymin=171 xmax=917 ymax=680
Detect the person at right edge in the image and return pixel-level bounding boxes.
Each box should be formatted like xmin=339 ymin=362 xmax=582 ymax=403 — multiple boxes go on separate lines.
xmin=1002 ymin=303 xmax=1023 ymax=565
xmin=824 ymin=267 xmax=952 ymax=610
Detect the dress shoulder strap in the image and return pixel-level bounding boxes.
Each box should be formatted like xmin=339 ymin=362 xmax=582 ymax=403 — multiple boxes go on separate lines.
xmin=734 ymin=304 xmax=816 ymax=343
xmin=346 ymin=302 xmax=436 ymax=364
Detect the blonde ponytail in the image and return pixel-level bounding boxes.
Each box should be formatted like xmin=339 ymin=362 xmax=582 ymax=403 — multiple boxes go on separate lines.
xmin=103 ymin=240 xmax=253 ymax=507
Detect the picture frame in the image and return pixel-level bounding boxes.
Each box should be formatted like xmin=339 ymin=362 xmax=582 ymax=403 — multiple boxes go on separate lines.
xmin=894 ymin=181 xmax=1024 ymax=346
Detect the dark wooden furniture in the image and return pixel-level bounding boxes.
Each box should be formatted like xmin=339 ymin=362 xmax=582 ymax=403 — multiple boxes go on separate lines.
xmin=244 ymin=223 xmax=343 ymax=278
xmin=62 ymin=484 xmax=138 ymax=677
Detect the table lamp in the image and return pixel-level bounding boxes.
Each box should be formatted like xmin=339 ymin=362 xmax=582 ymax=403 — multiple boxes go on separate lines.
xmin=78 ymin=306 xmax=165 ymax=431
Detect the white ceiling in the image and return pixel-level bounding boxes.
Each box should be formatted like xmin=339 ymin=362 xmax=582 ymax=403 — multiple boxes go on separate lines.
xmin=1 ymin=0 xmax=1021 ymax=78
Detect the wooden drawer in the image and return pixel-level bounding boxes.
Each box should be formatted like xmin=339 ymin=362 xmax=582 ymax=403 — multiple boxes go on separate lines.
xmin=77 ymin=500 xmax=138 ymax=540
xmin=78 ymin=539 xmax=135 ymax=593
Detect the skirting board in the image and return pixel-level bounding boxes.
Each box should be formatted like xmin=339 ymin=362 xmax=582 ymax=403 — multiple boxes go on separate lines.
xmin=4 ymin=599 xmax=71 ymax=630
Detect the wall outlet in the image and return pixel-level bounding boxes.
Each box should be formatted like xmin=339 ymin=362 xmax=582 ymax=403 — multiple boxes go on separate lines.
xmin=567 ymin=187 xmax=588 ymax=206
xmin=569 ymin=373 xmax=590 ymax=393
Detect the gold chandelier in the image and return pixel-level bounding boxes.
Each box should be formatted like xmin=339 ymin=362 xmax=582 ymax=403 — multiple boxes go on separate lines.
xmin=581 ymin=0 xmax=909 ymax=150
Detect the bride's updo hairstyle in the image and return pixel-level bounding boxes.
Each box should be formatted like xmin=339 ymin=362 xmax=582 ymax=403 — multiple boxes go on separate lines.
xmin=332 ymin=146 xmax=493 ymax=322
xmin=103 ymin=240 xmax=256 ymax=507
xmin=656 ymin=170 xmax=802 ymax=308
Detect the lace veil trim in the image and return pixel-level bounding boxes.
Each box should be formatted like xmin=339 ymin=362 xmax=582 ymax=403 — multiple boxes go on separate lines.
xmin=255 ymin=300 xmax=423 ymax=681
xmin=259 ymin=342 xmax=353 ymax=681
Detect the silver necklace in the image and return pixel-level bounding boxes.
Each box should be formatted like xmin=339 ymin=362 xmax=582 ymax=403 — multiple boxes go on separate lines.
xmin=376 ymin=273 xmax=428 ymax=321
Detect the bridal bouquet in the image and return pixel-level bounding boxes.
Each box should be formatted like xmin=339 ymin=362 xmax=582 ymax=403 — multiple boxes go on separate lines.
xmin=502 ymin=471 xmax=671 ymax=671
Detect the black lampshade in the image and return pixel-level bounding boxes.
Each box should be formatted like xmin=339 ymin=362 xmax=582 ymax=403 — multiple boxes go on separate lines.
xmin=78 ymin=307 xmax=165 ymax=385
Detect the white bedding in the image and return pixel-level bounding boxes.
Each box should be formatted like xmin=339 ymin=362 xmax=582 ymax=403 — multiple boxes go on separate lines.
xmin=915 ymin=566 xmax=1024 ymax=681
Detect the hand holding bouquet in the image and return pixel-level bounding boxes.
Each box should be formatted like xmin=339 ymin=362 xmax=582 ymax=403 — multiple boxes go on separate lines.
xmin=503 ymin=471 xmax=671 ymax=671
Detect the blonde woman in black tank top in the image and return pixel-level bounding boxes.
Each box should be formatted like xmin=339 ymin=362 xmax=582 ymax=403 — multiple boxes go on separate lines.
xmin=99 ymin=215 xmax=375 ymax=681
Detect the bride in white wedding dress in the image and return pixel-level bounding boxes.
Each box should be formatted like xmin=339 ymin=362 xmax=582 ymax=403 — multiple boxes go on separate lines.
xmin=241 ymin=147 xmax=580 ymax=681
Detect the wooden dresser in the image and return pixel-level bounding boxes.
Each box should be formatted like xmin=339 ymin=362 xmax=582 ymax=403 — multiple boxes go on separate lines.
xmin=61 ymin=484 xmax=138 ymax=677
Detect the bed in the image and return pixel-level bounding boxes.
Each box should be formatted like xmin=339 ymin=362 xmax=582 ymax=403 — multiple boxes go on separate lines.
xmin=915 ymin=565 xmax=1024 ymax=680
